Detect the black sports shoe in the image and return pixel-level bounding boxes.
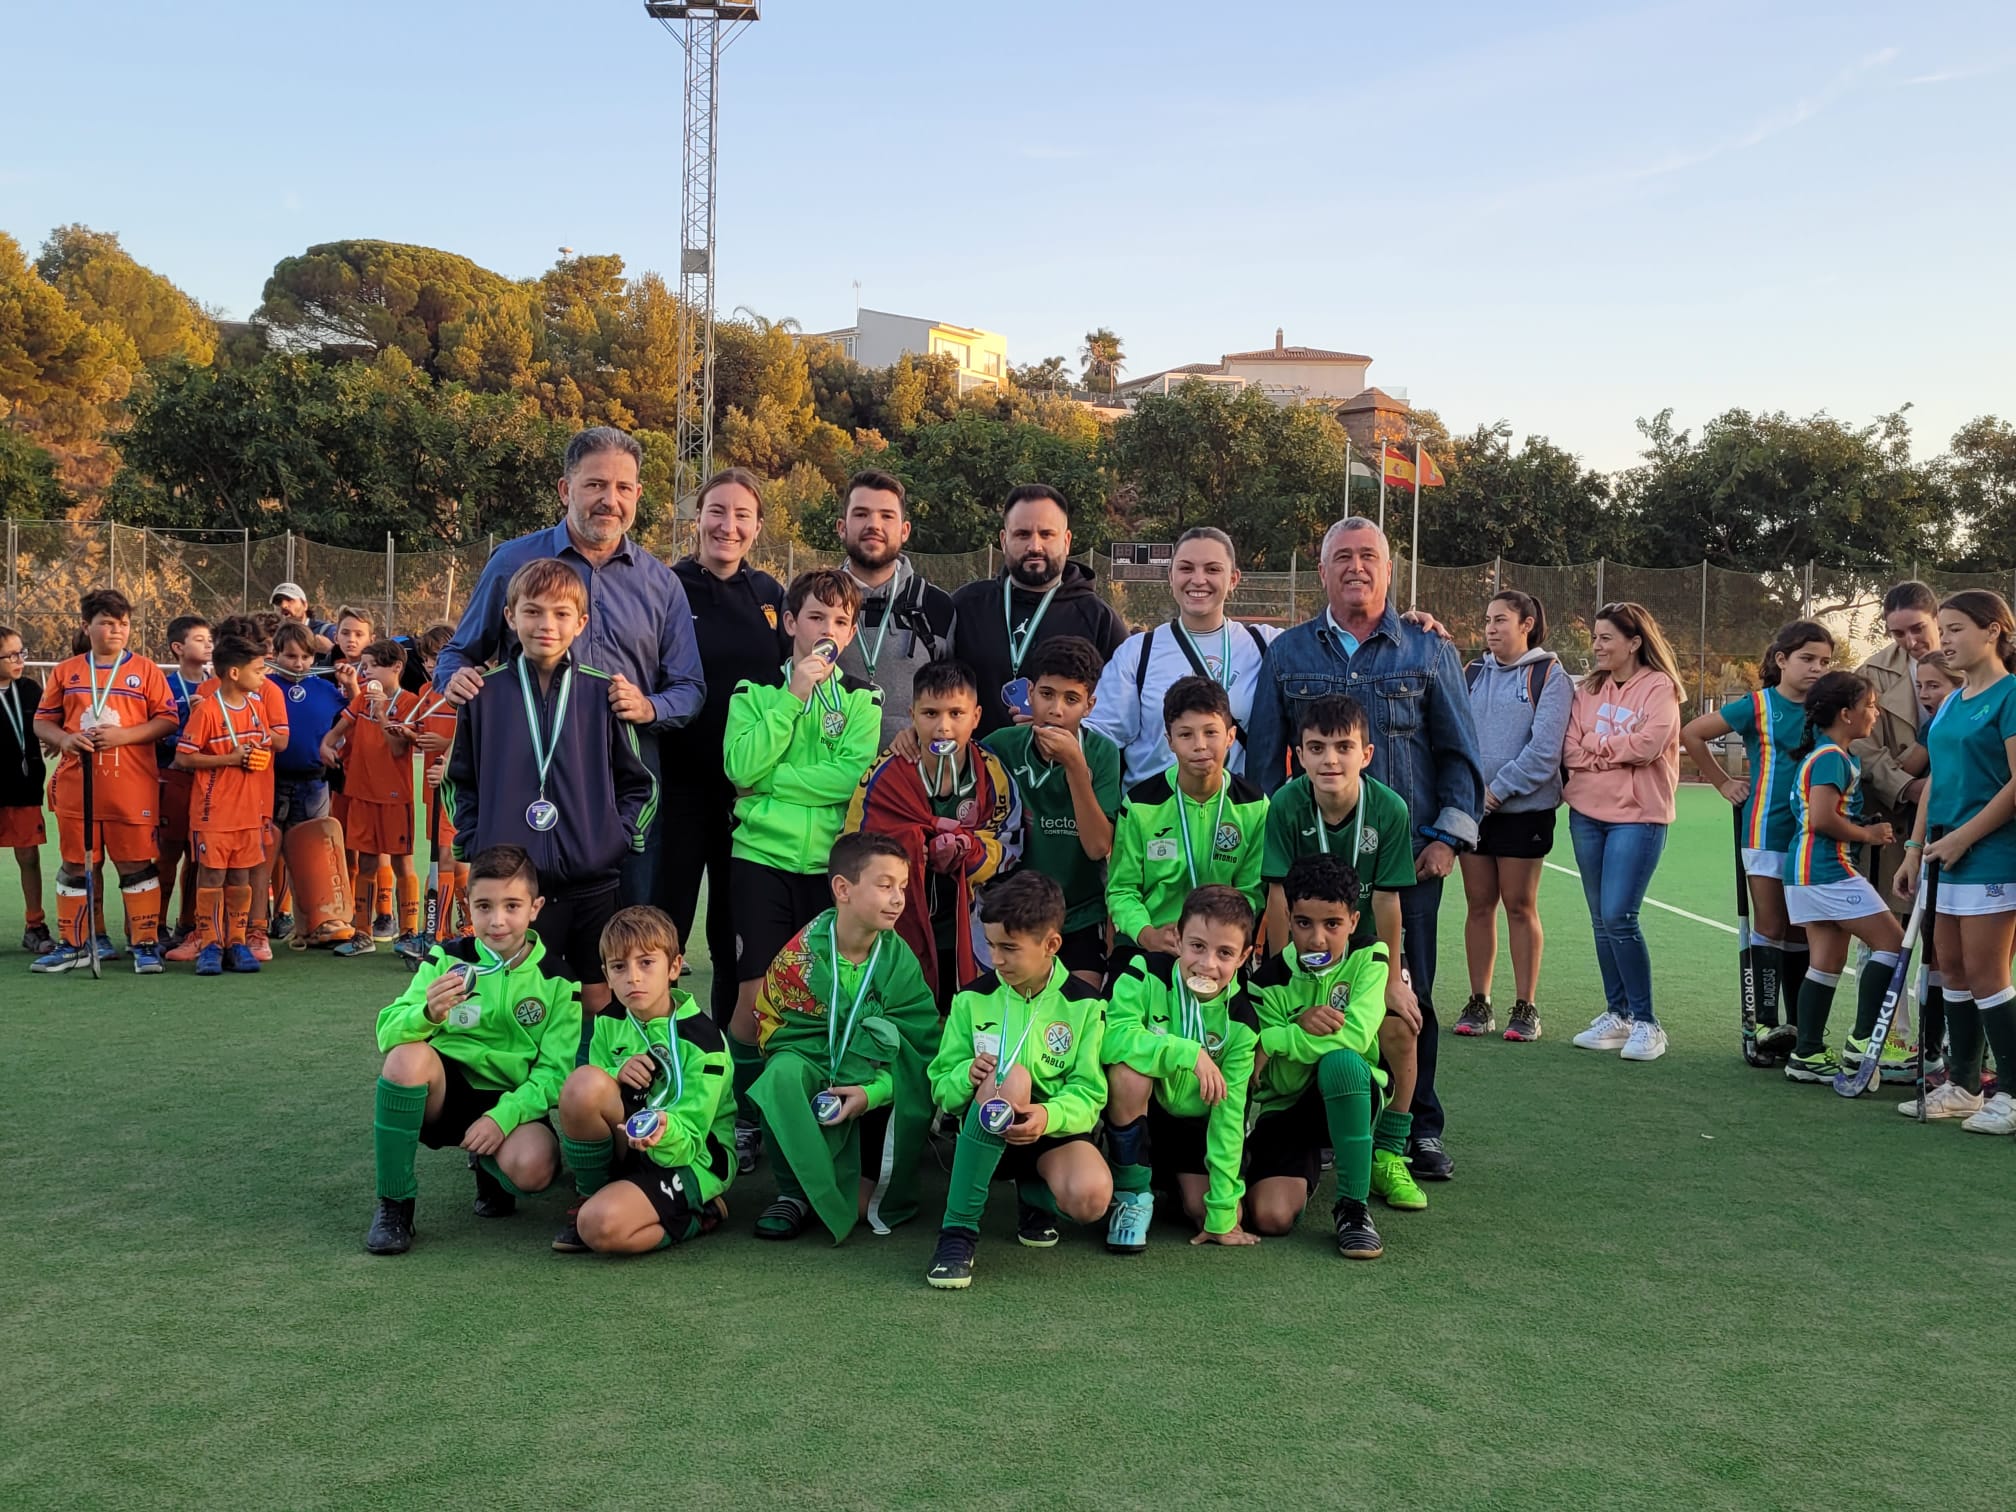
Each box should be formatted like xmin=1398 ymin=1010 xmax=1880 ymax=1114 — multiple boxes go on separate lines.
xmin=365 ymin=1197 xmax=416 ymax=1255
xmin=551 ymin=1205 xmax=588 ymax=1253
xmin=1333 ymin=1198 xmax=1383 ymax=1260
xmin=927 ymin=1228 xmax=978 ymax=1289
xmin=1016 ymin=1200 xmax=1059 ymax=1248
xmin=1453 ymin=994 xmax=1495 ymax=1036
xmin=469 ymin=1155 xmax=517 ymax=1218
xmin=1407 ymin=1135 xmax=1454 ymax=1181
xmin=1757 ymin=1023 xmax=1797 ymax=1060
xmin=1504 ymin=1000 xmax=1542 ymax=1042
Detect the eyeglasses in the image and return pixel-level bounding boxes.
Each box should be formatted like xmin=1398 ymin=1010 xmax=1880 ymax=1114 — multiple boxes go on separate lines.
xmin=0 ymin=650 xmax=25 ymax=663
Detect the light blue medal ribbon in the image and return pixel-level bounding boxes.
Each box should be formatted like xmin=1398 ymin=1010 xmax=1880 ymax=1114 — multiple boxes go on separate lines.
xmin=826 ymin=918 xmax=884 ymax=1085
xmin=1182 ymin=621 xmax=1235 ymax=689
xmin=515 ymin=657 xmax=573 ymax=830
xmin=1176 ymin=778 xmax=1233 ymax=888
xmin=83 ymin=650 xmax=121 ymax=729
xmin=1003 ymin=576 xmax=1064 ymax=676
xmin=634 ymin=1010 xmax=685 ymax=1111
xmin=1312 ymin=788 xmax=1366 ymax=864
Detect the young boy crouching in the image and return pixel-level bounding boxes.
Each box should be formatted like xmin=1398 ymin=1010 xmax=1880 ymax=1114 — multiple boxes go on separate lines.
xmin=924 ymin=872 xmax=1110 ymax=1289
xmin=365 ymin=844 xmax=580 ymax=1255
xmin=551 ymin=906 xmax=735 ymax=1255
xmin=1100 ymin=885 xmax=1261 ymax=1252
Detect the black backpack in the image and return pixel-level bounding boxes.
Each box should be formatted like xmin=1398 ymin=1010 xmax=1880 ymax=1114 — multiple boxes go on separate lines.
xmin=1136 ymin=620 xmax=1271 ymax=741
xmin=1464 ymin=655 xmax=1555 ymax=706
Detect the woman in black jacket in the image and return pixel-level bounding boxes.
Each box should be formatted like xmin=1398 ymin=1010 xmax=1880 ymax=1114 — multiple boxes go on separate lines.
xmin=660 ymin=468 xmax=789 ymax=1029
xmin=0 ymin=623 xmax=51 ymax=954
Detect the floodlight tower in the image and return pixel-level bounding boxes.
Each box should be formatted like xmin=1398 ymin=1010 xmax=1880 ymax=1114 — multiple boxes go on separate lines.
xmin=645 ymin=1 xmax=760 ymax=512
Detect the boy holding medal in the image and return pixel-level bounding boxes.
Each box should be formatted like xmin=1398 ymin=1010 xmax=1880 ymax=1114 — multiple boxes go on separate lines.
xmin=1257 ymin=693 xmax=1425 ymax=1211
xmin=721 ymin=569 xmax=883 ymax=1168
xmin=1245 ymin=857 xmax=1396 ymax=1259
xmin=441 ymin=558 xmax=656 ymax=1013
xmin=0 ymin=622 xmax=51 ymax=955
xmin=846 ymin=660 xmax=1022 ymax=1011
xmin=982 ymin=635 xmax=1122 ymax=986
xmin=319 ymin=639 xmax=420 ymax=955
xmin=185 ymin=614 xmax=292 ymax=961
xmin=31 ymin=589 xmax=179 ymax=974
xmin=746 ymin=832 xmax=939 ymax=1242
xmin=1107 ymin=675 xmax=1268 ymax=959
xmin=550 ymin=905 xmax=735 ymax=1254
xmin=173 ymin=635 xmax=276 ymax=976
xmin=156 ymin=614 xmax=212 ymax=951
xmin=924 ymin=871 xmax=1109 ymax=1290
xmin=366 ymin=844 xmax=580 ymax=1254
xmin=1100 ymin=885 xmax=1262 ymax=1252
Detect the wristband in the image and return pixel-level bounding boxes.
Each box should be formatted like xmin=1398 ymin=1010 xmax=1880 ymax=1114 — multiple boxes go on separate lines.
xmin=1904 ymin=840 xmax=1924 ymax=849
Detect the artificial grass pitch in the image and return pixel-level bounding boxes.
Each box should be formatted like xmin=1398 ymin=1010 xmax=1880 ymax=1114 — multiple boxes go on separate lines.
xmin=2 ymin=787 xmax=2009 ymax=1510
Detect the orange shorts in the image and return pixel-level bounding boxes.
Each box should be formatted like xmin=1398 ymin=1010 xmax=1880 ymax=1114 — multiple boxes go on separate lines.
xmin=330 ymin=790 xmax=349 ymax=838
xmin=345 ymin=799 xmax=414 ymax=857
xmin=160 ymin=768 xmax=194 ymax=844
xmin=57 ymin=812 xmax=157 ymax=866
xmin=0 ymin=804 xmax=45 ymax=849
xmin=193 ymin=825 xmax=270 ymax=871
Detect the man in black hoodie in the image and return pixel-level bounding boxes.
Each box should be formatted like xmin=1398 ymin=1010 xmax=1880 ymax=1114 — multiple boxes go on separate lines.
xmin=947 ymin=485 xmax=1128 ymax=740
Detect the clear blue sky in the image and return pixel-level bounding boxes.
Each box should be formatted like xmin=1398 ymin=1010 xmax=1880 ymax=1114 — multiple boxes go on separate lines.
xmin=5 ymin=0 xmax=2011 ymax=472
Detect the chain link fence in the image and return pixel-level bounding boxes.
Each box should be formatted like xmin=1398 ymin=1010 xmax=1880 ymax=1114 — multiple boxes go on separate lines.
xmin=9 ymin=520 xmax=2013 ymax=703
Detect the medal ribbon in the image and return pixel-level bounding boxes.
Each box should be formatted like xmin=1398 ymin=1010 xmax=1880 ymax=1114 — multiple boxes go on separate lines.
xmin=631 ymin=1010 xmax=685 ymax=1111
xmin=213 ymin=690 xmax=257 ymax=751
xmin=1 ymin=684 xmax=25 ymax=763
xmin=851 ymin=576 xmax=898 ymax=680
xmin=794 ymin=658 xmax=846 ymax=731
xmin=1312 ymin=789 xmax=1366 ymax=865
xmin=1015 ymin=728 xmax=1081 ymax=793
xmin=826 ymin=918 xmax=884 ymax=1083
xmin=514 ymin=657 xmax=573 ymax=803
xmin=1182 ymin=622 xmax=1234 ymax=688
xmin=992 ymin=978 xmax=1043 ymax=1088
xmin=1174 ymin=977 xmax=1207 ymax=1045
xmin=84 ymin=650 xmax=122 ymax=727
xmin=1176 ymin=777 xmax=1233 ymax=889
xmin=923 ymin=744 xmax=976 ymax=802
xmin=1003 ymin=576 xmax=1064 ymax=676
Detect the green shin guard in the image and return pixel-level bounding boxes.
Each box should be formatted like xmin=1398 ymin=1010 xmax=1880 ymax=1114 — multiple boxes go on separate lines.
xmin=559 ymin=1133 xmax=615 ymax=1198
xmin=373 ymin=1078 xmax=429 ymax=1202
xmin=1373 ymin=1107 xmax=1412 ymax=1157
xmin=729 ymin=1035 xmax=763 ymax=1125
xmin=941 ymin=1102 xmax=1007 ymax=1233
xmin=1316 ymin=1049 xmax=1374 ymax=1205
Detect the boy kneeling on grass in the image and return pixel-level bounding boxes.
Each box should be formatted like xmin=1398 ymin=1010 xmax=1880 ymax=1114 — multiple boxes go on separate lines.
xmin=746 ymin=832 xmax=938 ymax=1243
xmin=1245 ymin=856 xmax=1397 ymax=1260
xmin=925 ymin=871 xmax=1110 ymax=1290
xmin=365 ymin=844 xmax=581 ymax=1256
xmin=550 ymin=905 xmax=735 ymax=1255
xmin=1101 ymin=884 xmax=1261 ymax=1252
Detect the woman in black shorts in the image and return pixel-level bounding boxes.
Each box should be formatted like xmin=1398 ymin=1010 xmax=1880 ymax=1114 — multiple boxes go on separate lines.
xmin=1455 ymin=590 xmax=1574 ymax=1042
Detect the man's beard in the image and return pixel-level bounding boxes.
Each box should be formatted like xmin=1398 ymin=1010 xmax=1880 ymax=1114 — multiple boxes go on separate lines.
xmin=845 ymin=534 xmax=901 ymax=571
xmin=1010 ymin=553 xmax=1063 ymax=589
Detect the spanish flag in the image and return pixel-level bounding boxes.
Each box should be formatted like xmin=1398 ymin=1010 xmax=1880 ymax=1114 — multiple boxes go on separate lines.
xmin=1382 ymin=444 xmax=1445 ymax=492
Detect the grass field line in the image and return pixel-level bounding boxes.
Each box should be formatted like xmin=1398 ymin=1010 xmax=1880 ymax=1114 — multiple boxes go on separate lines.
xmin=1542 ymin=859 xmax=1737 ymax=936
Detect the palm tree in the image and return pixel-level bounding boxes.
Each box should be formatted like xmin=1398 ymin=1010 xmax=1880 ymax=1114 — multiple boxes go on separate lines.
xmin=1080 ymin=327 xmax=1125 ymax=396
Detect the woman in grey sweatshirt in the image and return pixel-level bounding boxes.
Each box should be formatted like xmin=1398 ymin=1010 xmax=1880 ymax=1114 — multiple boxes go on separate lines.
xmin=1455 ymin=590 xmax=1574 ymax=1043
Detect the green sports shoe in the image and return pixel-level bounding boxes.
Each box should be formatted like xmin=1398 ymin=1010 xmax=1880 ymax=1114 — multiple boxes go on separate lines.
xmin=1844 ymin=1035 xmax=1917 ymax=1085
xmin=1369 ymin=1149 xmax=1428 ymax=1211
xmin=1784 ymin=1049 xmax=1841 ymax=1084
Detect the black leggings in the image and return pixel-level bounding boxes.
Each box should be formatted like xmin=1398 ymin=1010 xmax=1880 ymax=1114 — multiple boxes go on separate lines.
xmin=657 ymin=779 xmax=738 ymax=1026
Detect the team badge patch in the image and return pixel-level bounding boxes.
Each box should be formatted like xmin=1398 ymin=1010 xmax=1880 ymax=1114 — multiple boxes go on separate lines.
xmin=1991 ymin=884 xmax=2006 ymax=899
xmin=125 ymin=674 xmax=142 ymax=688
xmin=1146 ymin=838 xmax=1178 ymax=862
xmin=514 ymin=999 xmax=546 ymax=1027
xmin=1204 ymin=1030 xmax=1225 ymax=1058
xmin=1044 ymin=1021 xmax=1073 ymax=1057
xmin=957 ymin=799 xmax=977 ymax=824
xmin=1329 ymin=982 xmax=1351 ymax=1011
xmin=821 ymin=708 xmax=846 ymax=738
xmin=1361 ymin=827 xmax=1379 ymax=853
xmin=1214 ymin=823 xmax=1241 ymax=853
xmin=762 ymin=606 xmax=778 ymax=629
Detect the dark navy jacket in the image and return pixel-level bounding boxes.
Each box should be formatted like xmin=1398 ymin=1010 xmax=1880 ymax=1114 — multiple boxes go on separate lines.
xmin=442 ymin=648 xmax=657 ymax=891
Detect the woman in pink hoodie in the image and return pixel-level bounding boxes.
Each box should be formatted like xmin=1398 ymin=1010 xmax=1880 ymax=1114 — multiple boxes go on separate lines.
xmin=1563 ymin=602 xmax=1685 ymax=1063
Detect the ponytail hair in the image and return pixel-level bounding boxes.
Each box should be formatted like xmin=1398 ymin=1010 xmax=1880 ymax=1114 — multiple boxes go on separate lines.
xmin=1759 ymin=619 xmax=1834 ymax=687
xmin=1939 ymin=590 xmax=2016 ymax=674
xmin=1489 ymin=589 xmax=1547 ymax=648
xmin=1797 ymin=669 xmax=1873 ymax=756
xmin=1584 ymin=601 xmax=1688 ymax=703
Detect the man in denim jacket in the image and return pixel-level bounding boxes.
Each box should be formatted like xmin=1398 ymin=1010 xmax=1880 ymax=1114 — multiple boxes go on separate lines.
xmin=1246 ymin=516 xmax=1483 ymax=1180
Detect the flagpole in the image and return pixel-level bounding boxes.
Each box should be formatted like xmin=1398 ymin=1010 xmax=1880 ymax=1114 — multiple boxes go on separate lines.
xmin=1410 ymin=440 xmax=1422 ymax=609
xmin=1377 ymin=444 xmax=1387 ymax=534
xmin=1344 ymin=437 xmax=1353 ymax=516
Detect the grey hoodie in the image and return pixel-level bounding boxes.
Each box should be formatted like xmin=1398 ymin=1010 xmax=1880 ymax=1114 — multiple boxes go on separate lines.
xmin=834 ymin=555 xmax=958 ymax=749
xmin=1467 ymin=647 xmax=1574 ymax=814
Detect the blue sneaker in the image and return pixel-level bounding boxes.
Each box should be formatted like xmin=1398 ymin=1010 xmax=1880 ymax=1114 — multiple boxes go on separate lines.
xmin=30 ymin=943 xmax=88 ymax=974
xmin=195 ymin=943 xmax=225 ymax=977
xmin=93 ymin=933 xmax=121 ymax=962
xmin=131 ymin=942 xmax=164 ymax=974
xmin=1104 ymin=1190 xmax=1153 ymax=1254
xmin=224 ymin=943 xmax=262 ymax=973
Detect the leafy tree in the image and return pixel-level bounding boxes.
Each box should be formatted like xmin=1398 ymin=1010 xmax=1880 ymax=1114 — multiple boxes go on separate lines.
xmin=1080 ymin=327 xmax=1124 ymax=395
xmin=1942 ymin=416 xmax=2016 ymax=568
xmin=1010 ymin=355 xmax=1071 ymax=391
xmin=531 ymin=252 xmax=629 ymax=421
xmin=1410 ymin=422 xmax=1620 ymax=565
xmin=0 ymin=427 xmax=74 ymax=517
xmin=35 ymin=225 xmax=216 ymax=371
xmin=0 ymin=231 xmax=123 ymax=444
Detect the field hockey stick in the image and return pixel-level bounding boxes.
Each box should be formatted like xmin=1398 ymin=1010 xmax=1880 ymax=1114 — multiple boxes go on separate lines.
xmin=81 ymin=741 xmax=101 ymax=980
xmin=423 ymin=783 xmax=441 ymax=948
xmin=1735 ymin=806 xmax=1763 ymax=1065
xmin=1834 ymin=842 xmax=1938 ymax=1099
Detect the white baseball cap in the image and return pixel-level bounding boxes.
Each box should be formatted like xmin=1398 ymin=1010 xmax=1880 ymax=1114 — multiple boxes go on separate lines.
xmin=271 ymin=582 xmax=308 ymax=603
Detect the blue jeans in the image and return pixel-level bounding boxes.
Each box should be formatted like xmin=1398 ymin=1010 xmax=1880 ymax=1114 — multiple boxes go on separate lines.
xmin=1568 ymin=812 xmax=1668 ymax=1023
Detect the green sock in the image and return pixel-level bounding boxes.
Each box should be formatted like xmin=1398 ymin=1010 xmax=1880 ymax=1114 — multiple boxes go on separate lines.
xmin=1851 ymin=953 xmax=1900 ymax=1041
xmin=1105 ymin=1114 xmax=1151 ymax=1194
xmin=771 ymin=1145 xmax=807 ymax=1203
xmin=1373 ymin=1106 xmax=1412 ymax=1156
xmin=477 ymin=1154 xmax=525 ymax=1197
xmin=1017 ymin=1180 xmax=1060 ymax=1215
xmin=1780 ymin=944 xmax=1809 ymax=1026
xmin=560 ymin=1133 xmax=614 ymax=1198
xmin=729 ymin=1035 xmax=763 ymax=1124
xmin=1794 ymin=970 xmax=1840 ymax=1059
xmin=941 ymin=1102 xmax=1006 ymax=1232
xmin=373 ymin=1078 xmax=430 ymax=1201
xmin=1947 ymin=996 xmax=1983 ymax=1092
xmin=1315 ymin=1050 xmax=1373 ymax=1204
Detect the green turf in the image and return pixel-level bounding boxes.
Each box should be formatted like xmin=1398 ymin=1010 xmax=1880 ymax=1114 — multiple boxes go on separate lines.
xmin=3 ymin=786 xmax=2009 ymax=1511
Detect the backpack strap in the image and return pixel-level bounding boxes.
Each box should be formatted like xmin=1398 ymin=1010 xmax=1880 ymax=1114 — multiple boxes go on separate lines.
xmin=1464 ymin=658 xmax=1484 ymax=692
xmin=1134 ymin=625 xmax=1157 ymax=696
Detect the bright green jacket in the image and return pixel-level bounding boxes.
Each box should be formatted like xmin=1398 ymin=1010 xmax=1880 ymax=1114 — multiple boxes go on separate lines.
xmin=1107 ymin=766 xmax=1268 ymax=943
xmin=929 ymin=959 xmax=1108 ymax=1137
xmin=724 ymin=671 xmax=884 ymax=874
xmin=376 ymin=933 xmax=583 ymax=1137
xmin=1247 ymin=941 xmax=1391 ymax=1116
xmin=585 ymin=988 xmax=736 ymax=1205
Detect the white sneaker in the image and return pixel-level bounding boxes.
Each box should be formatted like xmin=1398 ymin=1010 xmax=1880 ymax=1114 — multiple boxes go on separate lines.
xmin=1620 ymin=1020 xmax=1668 ymax=1062
xmin=1572 ymin=1011 xmax=1631 ymax=1050
xmin=1898 ymin=1082 xmax=1985 ymax=1119
xmin=1960 ymin=1091 xmax=2016 ymax=1135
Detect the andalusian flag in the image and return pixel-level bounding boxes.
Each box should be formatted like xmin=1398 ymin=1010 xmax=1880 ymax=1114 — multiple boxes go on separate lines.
xmin=1381 ymin=443 xmax=1445 ymax=492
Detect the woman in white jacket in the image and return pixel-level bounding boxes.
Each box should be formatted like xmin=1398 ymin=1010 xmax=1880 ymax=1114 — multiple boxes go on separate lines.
xmin=1088 ymin=527 xmax=1277 ymax=787
xmin=1455 ymin=590 xmax=1574 ymax=1043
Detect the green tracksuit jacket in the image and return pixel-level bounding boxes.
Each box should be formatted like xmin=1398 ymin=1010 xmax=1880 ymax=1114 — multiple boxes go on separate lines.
xmin=585 ymin=988 xmax=736 ymax=1205
xmin=1105 ymin=952 xmax=1260 ymax=1234
xmin=376 ymin=933 xmax=583 ymax=1137
xmin=747 ymin=911 xmax=940 ymax=1240
xmin=724 ymin=671 xmax=885 ymax=874
xmin=1247 ymin=941 xmax=1391 ymax=1117
xmin=1107 ymin=767 xmax=1268 ymax=943
xmin=929 ymin=959 xmax=1108 ymax=1136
